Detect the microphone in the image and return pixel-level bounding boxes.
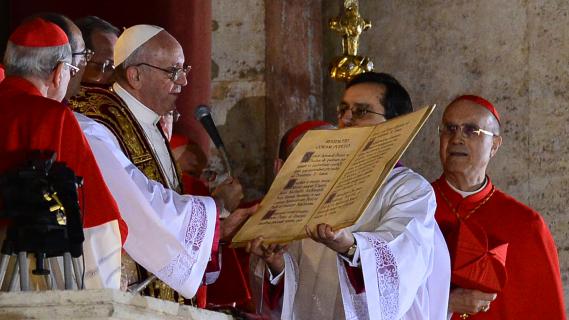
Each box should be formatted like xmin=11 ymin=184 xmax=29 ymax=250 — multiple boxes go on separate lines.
xmin=194 ymin=105 xmax=232 ymax=177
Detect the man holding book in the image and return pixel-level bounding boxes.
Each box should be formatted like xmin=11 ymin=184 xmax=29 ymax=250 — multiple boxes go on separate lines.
xmin=247 ymin=72 xmax=451 ymax=319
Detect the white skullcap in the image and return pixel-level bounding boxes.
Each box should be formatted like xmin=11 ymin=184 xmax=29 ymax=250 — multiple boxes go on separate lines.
xmin=114 ymin=24 xmax=164 ymax=66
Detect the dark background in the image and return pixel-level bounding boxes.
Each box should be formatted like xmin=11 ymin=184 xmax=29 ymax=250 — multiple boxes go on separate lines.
xmin=0 ymin=0 xmax=213 ymax=149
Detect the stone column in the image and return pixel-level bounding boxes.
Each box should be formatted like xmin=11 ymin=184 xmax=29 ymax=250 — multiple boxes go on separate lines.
xmin=265 ymin=0 xmax=324 ymax=186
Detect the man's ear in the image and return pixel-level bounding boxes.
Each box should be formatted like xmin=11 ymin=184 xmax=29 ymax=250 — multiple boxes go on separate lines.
xmin=125 ymin=66 xmax=143 ymax=89
xmin=490 ymin=135 xmax=502 ymax=158
xmin=49 ymin=61 xmax=65 ymax=89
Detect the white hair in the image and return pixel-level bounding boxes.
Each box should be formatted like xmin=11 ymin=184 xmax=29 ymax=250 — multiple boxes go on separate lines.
xmin=3 ymin=41 xmax=71 ymax=81
xmin=114 ymin=41 xmax=149 ymax=82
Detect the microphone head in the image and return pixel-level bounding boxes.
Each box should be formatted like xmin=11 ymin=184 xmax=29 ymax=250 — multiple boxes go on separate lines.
xmin=194 ymin=105 xmax=211 ymax=121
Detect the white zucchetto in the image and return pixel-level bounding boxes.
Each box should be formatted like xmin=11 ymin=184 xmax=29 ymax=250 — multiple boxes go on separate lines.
xmin=114 ymin=24 xmax=164 ymax=66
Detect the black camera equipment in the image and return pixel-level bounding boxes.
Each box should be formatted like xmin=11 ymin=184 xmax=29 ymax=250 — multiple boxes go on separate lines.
xmin=0 ymin=151 xmax=85 ymax=291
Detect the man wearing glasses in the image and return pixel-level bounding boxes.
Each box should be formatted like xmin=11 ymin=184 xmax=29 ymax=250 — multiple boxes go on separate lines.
xmin=69 ymin=24 xmax=248 ymax=303
xmin=0 ymin=18 xmax=126 ymax=290
xmin=75 ymin=16 xmax=119 ymax=86
xmin=248 ymin=72 xmax=450 ymax=319
xmin=32 ymin=13 xmax=91 ymax=102
xmin=432 ymin=95 xmax=565 ymax=319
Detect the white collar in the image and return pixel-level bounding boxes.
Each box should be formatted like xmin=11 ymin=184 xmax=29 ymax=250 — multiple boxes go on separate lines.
xmin=113 ymin=82 xmax=160 ymax=126
xmin=446 ymin=177 xmax=487 ymax=198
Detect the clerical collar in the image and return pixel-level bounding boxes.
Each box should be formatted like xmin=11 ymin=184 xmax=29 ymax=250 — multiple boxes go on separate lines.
xmin=446 ymin=177 xmax=487 ymax=198
xmin=113 ymin=82 xmax=160 ymax=126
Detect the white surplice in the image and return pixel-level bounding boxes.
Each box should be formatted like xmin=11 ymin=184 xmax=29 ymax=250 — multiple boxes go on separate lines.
xmin=256 ymin=167 xmax=450 ymax=320
xmin=75 ymin=112 xmax=217 ymax=298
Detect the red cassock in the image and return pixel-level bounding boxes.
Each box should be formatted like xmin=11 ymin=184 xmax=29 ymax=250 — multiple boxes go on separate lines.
xmin=0 ymin=76 xmax=127 ymax=242
xmin=433 ymin=176 xmax=565 ymax=319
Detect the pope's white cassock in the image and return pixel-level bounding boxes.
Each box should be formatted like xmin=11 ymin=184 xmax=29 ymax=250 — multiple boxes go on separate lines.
xmin=254 ymin=167 xmax=450 ymax=320
xmin=75 ymin=112 xmax=217 ymax=298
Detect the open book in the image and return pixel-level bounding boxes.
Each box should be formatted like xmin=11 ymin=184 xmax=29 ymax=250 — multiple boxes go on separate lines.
xmin=232 ymin=105 xmax=436 ymax=246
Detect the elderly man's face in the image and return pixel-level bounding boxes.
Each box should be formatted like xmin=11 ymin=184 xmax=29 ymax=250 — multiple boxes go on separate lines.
xmin=136 ymin=31 xmax=187 ymax=116
xmin=439 ymin=100 xmax=501 ymax=178
xmin=338 ymin=82 xmax=386 ymax=128
xmin=82 ymin=30 xmax=117 ymax=84
xmin=65 ymin=23 xmax=86 ymax=99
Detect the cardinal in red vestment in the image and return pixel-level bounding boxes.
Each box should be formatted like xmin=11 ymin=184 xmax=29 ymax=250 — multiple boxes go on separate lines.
xmin=0 ymin=18 xmax=127 ymax=289
xmin=433 ymin=95 xmax=565 ymax=319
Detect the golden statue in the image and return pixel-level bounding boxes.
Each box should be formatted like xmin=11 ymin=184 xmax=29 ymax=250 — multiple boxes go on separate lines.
xmin=329 ymin=0 xmax=374 ymax=82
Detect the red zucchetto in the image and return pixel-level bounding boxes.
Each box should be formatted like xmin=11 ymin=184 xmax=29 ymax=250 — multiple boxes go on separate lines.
xmin=9 ymin=18 xmax=69 ymax=47
xmin=451 ymin=94 xmax=501 ymax=124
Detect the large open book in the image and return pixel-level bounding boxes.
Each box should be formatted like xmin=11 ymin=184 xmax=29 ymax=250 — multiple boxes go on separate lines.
xmin=232 ymin=105 xmax=436 ymax=246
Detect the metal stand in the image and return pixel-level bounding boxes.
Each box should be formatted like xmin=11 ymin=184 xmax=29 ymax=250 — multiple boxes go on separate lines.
xmin=0 ymin=251 xmax=83 ymax=291
xmin=0 ymin=153 xmax=85 ymax=292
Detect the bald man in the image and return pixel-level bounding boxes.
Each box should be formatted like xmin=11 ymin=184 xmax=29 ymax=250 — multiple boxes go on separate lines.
xmin=433 ymin=95 xmax=565 ymax=319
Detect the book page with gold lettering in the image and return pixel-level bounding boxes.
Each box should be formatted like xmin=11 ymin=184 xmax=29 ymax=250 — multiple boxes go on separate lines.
xmin=308 ymin=105 xmax=435 ymax=230
xmin=232 ymin=105 xmax=435 ymax=246
xmin=232 ymin=127 xmax=373 ymax=245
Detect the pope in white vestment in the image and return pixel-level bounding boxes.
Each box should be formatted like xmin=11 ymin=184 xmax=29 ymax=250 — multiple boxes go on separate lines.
xmin=254 ymin=166 xmax=450 ymax=320
xmin=67 ymin=24 xmax=225 ymax=298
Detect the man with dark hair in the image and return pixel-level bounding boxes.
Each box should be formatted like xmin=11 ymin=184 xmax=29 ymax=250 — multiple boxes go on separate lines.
xmin=248 ymin=72 xmax=450 ymax=319
xmin=0 ymin=17 xmax=126 ymax=289
xmin=341 ymin=72 xmax=413 ymax=122
xmin=433 ymin=95 xmax=565 ymax=319
xmin=75 ymin=16 xmax=119 ymax=85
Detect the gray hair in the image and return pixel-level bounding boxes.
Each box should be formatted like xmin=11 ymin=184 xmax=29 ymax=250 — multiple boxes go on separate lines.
xmin=114 ymin=43 xmax=147 ymax=81
xmin=3 ymin=41 xmax=71 ymax=81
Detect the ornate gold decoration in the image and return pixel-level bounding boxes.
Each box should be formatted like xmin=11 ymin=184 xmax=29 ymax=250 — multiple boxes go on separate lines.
xmin=69 ymin=85 xmax=181 ymax=193
xmin=329 ymin=0 xmax=374 ymax=82
xmin=69 ymin=84 xmax=186 ymax=303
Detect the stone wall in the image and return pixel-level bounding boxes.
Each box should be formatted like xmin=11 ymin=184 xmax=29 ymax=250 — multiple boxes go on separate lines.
xmin=323 ymin=0 xmax=569 ymax=309
xmin=212 ymin=0 xmax=266 ymax=200
xmin=211 ymin=1 xmax=323 ymax=200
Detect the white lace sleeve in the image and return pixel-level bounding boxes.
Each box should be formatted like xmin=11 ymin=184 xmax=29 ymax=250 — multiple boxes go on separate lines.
xmin=83 ymin=129 xmax=217 ymax=299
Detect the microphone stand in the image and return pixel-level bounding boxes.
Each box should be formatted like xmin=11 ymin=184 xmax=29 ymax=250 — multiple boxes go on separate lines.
xmin=218 ymin=145 xmax=233 ymax=178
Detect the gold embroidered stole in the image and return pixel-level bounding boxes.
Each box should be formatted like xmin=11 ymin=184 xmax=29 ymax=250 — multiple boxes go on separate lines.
xmin=69 ymin=84 xmax=182 ymax=192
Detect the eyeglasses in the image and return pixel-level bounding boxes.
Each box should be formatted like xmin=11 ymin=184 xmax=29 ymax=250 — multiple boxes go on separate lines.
xmin=135 ymin=63 xmax=191 ymax=82
xmin=58 ymin=61 xmax=80 ymax=77
xmin=72 ymin=48 xmax=94 ymax=65
xmin=337 ymin=103 xmax=386 ymax=119
xmin=438 ymin=123 xmax=497 ymax=138
xmin=88 ymin=59 xmax=115 ymax=73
